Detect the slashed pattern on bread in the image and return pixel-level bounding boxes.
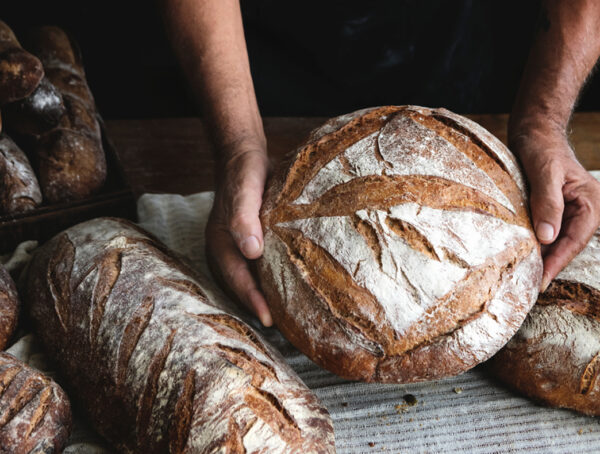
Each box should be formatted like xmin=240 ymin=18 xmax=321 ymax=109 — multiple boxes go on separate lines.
xmin=259 ymin=106 xmax=542 ymax=383
xmin=24 ymin=218 xmax=335 ymax=454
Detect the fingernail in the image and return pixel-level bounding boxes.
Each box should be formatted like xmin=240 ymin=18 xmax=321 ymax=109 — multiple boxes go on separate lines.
xmin=540 ymin=273 xmax=551 ymax=293
xmin=536 ymin=222 xmax=554 ymax=243
xmin=261 ymin=311 xmax=273 ymax=327
xmin=240 ymin=235 xmax=260 ymax=257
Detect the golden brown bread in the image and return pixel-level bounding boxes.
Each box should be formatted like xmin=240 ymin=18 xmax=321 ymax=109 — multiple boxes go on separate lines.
xmin=23 ymin=218 xmax=335 ymax=453
xmin=25 ymin=26 xmax=106 ymax=203
xmin=0 ymin=352 xmax=71 ymax=453
xmin=0 ymin=133 xmax=42 ymax=214
xmin=489 ymin=228 xmax=600 ymax=416
xmin=0 ymin=20 xmax=44 ymax=105
xmin=258 ymin=106 xmax=542 ymax=383
xmin=0 ymin=264 xmax=18 ymax=351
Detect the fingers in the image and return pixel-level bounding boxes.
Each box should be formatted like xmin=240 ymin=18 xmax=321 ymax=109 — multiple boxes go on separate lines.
xmin=206 ymin=220 xmax=273 ymax=327
xmin=540 ymin=196 xmax=598 ymax=291
xmin=528 ymin=165 xmax=564 ymax=245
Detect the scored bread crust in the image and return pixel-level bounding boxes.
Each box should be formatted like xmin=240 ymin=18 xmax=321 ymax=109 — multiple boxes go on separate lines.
xmin=259 ymin=106 xmax=542 ymax=383
xmin=23 ymin=218 xmax=335 ymax=454
xmin=0 ymin=264 xmax=18 ymax=351
xmin=0 ymin=352 xmax=72 ymax=454
xmin=489 ymin=229 xmax=600 ymax=416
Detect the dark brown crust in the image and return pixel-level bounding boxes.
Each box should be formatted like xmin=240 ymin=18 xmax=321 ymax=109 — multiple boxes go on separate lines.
xmin=26 ymin=26 xmax=106 ymax=203
xmin=3 ymin=77 xmax=66 ymax=136
xmin=0 ymin=352 xmax=71 ymax=454
xmin=490 ymin=277 xmax=600 ymax=416
xmin=0 ymin=133 xmax=42 ymax=215
xmin=259 ymin=106 xmax=541 ymax=383
xmin=0 ymin=21 xmax=44 ymax=105
xmin=0 ymin=264 xmax=18 ymax=351
xmin=23 ymin=217 xmax=335 ymax=453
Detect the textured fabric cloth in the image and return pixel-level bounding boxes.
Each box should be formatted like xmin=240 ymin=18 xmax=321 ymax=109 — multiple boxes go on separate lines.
xmin=4 ymin=177 xmax=600 ymax=453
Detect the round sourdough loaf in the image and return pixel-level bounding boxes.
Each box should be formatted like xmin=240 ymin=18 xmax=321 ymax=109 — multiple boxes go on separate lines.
xmin=489 ymin=227 xmax=600 ymax=415
xmin=258 ymin=105 xmax=543 ymax=383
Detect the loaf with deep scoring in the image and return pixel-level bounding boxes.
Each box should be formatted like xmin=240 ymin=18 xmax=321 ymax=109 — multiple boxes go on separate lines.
xmin=258 ymin=105 xmax=542 ymax=383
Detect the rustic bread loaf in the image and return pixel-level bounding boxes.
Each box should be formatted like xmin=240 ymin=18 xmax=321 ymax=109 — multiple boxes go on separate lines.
xmin=0 ymin=264 xmax=18 ymax=351
xmin=25 ymin=26 xmax=106 ymax=203
xmin=258 ymin=105 xmax=542 ymax=383
xmin=0 ymin=352 xmax=71 ymax=453
xmin=489 ymin=227 xmax=600 ymax=416
xmin=0 ymin=133 xmax=42 ymax=214
xmin=0 ymin=20 xmax=44 ymax=105
xmin=23 ymin=218 xmax=335 ymax=453
xmin=4 ymin=77 xmax=66 ymax=136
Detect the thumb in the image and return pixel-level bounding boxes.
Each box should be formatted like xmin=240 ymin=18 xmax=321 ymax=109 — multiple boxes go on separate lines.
xmin=529 ymin=175 xmax=564 ymax=245
xmin=226 ymin=154 xmax=268 ymax=260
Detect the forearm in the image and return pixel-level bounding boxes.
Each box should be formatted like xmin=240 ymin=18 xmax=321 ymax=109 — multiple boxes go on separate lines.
xmin=160 ymin=0 xmax=265 ymax=156
xmin=509 ymin=0 xmax=600 ymax=146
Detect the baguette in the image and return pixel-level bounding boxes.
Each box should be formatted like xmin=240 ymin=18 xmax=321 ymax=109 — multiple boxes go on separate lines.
xmin=258 ymin=106 xmax=542 ymax=383
xmin=0 ymin=20 xmax=44 ymax=105
xmin=26 ymin=26 xmax=106 ymax=203
xmin=0 ymin=133 xmax=42 ymax=214
xmin=0 ymin=352 xmax=71 ymax=453
xmin=23 ymin=218 xmax=335 ymax=453
xmin=0 ymin=264 xmax=18 ymax=351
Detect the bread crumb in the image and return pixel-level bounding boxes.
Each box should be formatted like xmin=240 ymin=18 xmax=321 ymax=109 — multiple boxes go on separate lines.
xmin=403 ymin=394 xmax=418 ymax=405
xmin=409 ymin=418 xmax=414 ymax=422
xmin=453 ymin=387 xmax=463 ymax=394
xmin=578 ymin=428 xmax=585 ymax=435
xmin=368 ymin=442 xmax=376 ymax=448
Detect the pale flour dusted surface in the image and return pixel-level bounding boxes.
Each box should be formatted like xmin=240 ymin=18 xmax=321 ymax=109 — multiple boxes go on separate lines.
xmin=4 ymin=173 xmax=600 ymax=453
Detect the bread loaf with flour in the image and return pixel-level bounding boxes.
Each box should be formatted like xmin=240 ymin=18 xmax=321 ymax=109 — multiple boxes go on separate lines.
xmin=0 ymin=20 xmax=44 ymax=105
xmin=258 ymin=105 xmax=542 ymax=383
xmin=489 ymin=224 xmax=600 ymax=415
xmin=0 ymin=133 xmax=42 ymax=214
xmin=0 ymin=352 xmax=71 ymax=453
xmin=26 ymin=26 xmax=106 ymax=203
xmin=23 ymin=218 xmax=334 ymax=453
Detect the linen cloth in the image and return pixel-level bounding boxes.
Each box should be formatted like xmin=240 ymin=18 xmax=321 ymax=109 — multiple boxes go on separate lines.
xmin=5 ymin=177 xmax=600 ymax=453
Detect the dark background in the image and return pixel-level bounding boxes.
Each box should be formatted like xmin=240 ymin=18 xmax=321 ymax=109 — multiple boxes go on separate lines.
xmin=3 ymin=0 xmax=600 ymax=119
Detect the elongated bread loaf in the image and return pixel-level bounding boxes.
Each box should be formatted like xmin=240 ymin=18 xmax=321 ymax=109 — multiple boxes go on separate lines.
xmin=23 ymin=218 xmax=335 ymax=453
xmin=26 ymin=26 xmax=106 ymax=203
xmin=0 ymin=352 xmax=71 ymax=453
xmin=0 ymin=133 xmax=42 ymax=214
xmin=0 ymin=20 xmax=44 ymax=105
xmin=489 ymin=227 xmax=600 ymax=416
xmin=258 ymin=106 xmax=542 ymax=383
xmin=0 ymin=264 xmax=18 ymax=351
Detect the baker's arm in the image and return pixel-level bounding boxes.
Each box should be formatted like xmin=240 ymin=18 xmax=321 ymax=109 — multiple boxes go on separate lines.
xmin=160 ymin=0 xmax=272 ymax=326
xmin=509 ymin=0 xmax=600 ymax=291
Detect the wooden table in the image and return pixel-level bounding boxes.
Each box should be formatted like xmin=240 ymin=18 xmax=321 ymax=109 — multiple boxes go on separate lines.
xmin=106 ymin=113 xmax=600 ymax=197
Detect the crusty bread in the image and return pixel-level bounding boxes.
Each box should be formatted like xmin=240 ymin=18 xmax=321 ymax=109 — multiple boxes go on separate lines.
xmin=0 ymin=133 xmax=42 ymax=214
xmin=23 ymin=218 xmax=335 ymax=453
xmin=0 ymin=20 xmax=44 ymax=105
xmin=0 ymin=352 xmax=71 ymax=453
xmin=258 ymin=106 xmax=542 ymax=383
xmin=489 ymin=227 xmax=600 ymax=416
xmin=0 ymin=264 xmax=18 ymax=351
xmin=25 ymin=26 xmax=106 ymax=203
xmin=4 ymin=77 xmax=66 ymax=136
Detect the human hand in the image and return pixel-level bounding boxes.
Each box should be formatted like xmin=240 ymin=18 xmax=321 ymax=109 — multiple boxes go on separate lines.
xmin=510 ymin=128 xmax=600 ymax=292
xmin=205 ymin=145 xmax=273 ymax=326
